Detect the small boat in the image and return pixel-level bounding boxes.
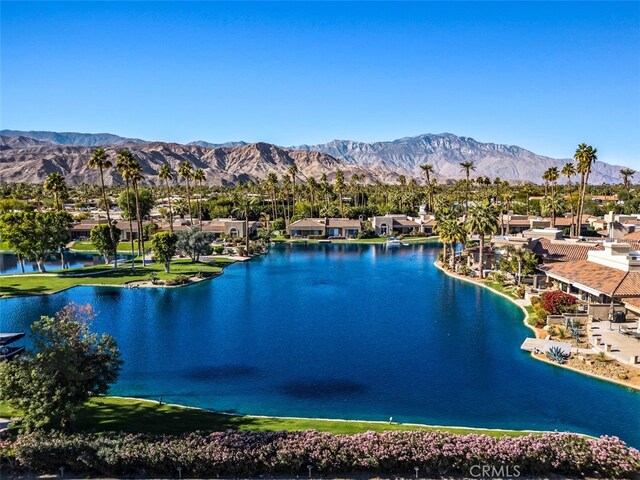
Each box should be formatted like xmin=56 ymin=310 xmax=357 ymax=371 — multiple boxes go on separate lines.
xmin=386 ymin=236 xmax=401 ymax=246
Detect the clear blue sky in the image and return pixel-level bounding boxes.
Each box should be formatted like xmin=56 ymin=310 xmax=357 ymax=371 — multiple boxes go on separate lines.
xmin=1 ymin=1 xmax=639 ymax=166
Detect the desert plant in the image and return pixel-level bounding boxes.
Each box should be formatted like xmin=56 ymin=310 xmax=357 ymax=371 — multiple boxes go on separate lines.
xmin=546 ymin=346 xmax=570 ymax=364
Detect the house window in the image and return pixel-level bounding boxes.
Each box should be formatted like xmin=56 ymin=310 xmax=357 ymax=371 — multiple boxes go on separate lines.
xmin=229 ymin=228 xmax=239 ymax=237
xmin=380 ymin=223 xmax=388 ymax=235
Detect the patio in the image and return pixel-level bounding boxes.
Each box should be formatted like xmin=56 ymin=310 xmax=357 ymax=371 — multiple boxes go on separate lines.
xmin=588 ymin=320 xmax=640 ymax=368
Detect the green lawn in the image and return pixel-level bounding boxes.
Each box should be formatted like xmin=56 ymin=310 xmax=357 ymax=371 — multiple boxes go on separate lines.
xmin=0 ymin=397 xmax=538 ymax=437
xmin=481 ymin=280 xmax=519 ymax=299
xmin=69 ymin=240 xmax=144 ymax=253
xmin=0 ymin=258 xmax=235 ymax=297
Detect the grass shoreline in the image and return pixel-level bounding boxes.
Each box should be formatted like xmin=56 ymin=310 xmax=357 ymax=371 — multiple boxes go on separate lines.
xmin=0 ymin=396 xmax=553 ymax=438
xmin=0 ymin=258 xmax=236 ymax=298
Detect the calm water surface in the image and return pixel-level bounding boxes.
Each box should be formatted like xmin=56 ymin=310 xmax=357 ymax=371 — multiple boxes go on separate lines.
xmin=1 ymin=243 xmax=639 ymax=446
xmin=0 ymin=252 xmax=132 ymax=275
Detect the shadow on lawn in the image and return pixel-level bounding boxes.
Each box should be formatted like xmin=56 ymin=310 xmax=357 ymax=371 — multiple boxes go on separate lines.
xmin=76 ymin=399 xmax=271 ymax=435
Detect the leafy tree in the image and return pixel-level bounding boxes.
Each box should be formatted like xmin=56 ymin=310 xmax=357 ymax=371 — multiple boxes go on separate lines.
xmin=271 ymin=217 xmax=285 ymax=232
xmin=176 ymin=227 xmax=213 ymax=262
xmin=150 ymin=232 xmax=178 ymax=272
xmin=90 ymin=224 xmax=121 ymax=265
xmin=117 ymin=188 xmax=154 ymax=221
xmin=0 ymin=304 xmax=122 ymax=431
xmin=0 ymin=211 xmax=72 ymax=272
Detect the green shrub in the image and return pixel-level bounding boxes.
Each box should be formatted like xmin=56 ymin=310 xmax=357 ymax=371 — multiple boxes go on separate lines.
xmin=213 ymin=245 xmax=224 ymax=255
xmin=165 ymin=275 xmax=190 ymax=286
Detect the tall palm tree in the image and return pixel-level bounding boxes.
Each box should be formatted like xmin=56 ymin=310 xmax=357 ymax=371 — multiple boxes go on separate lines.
xmin=542 ymin=167 xmax=559 ymax=197
xmin=575 ymin=143 xmax=598 ymax=237
xmin=459 ymin=161 xmax=476 ymax=211
xmin=128 ymin=159 xmax=146 ymax=267
xmin=43 ymin=172 xmax=67 ymax=211
xmin=265 ymin=172 xmax=279 ymax=220
xmin=420 ymin=164 xmax=435 ymax=209
xmin=466 ymin=201 xmax=499 ymax=278
xmin=178 ymin=161 xmax=194 ymax=226
xmin=541 ymin=188 xmax=563 ymax=228
xmin=233 ymin=194 xmax=258 ymax=251
xmin=561 ymin=162 xmax=577 ymax=235
xmin=434 ymin=205 xmax=458 ymax=266
xmin=502 ymin=192 xmax=514 ymax=235
xmin=116 ymin=149 xmax=138 ymax=269
xmin=193 ymin=168 xmax=206 ymax=227
xmin=158 ymin=164 xmax=174 ymax=233
xmin=620 ymin=168 xmax=636 ymax=195
xmin=88 ymin=147 xmax=113 ymax=219
xmin=288 ymin=164 xmax=298 ymax=219
xmin=334 ymin=169 xmax=346 ymax=217
xmin=307 ymin=176 xmax=319 ymax=218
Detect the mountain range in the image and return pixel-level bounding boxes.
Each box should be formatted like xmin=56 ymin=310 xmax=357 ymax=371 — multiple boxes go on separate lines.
xmin=0 ymin=129 xmax=627 ymax=185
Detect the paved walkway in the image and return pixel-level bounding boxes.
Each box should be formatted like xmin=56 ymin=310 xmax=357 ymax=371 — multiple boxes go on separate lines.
xmin=589 ymin=320 xmax=640 ymax=368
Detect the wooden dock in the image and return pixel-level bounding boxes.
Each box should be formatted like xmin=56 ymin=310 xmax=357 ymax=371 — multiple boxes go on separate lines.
xmin=521 ymin=338 xmax=572 ymax=355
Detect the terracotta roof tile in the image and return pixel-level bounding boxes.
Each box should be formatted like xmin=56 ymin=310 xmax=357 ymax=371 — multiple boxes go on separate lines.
xmin=614 ymin=272 xmax=640 ymax=297
xmin=540 ymin=260 xmax=626 ymax=296
xmin=533 ymin=238 xmax=602 ymax=262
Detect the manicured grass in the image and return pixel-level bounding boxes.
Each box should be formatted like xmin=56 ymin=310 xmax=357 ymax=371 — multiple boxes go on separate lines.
xmin=0 ymin=397 xmax=538 ymax=437
xmin=481 ymin=281 xmax=519 ymax=299
xmin=0 ymin=258 xmax=235 ymax=297
xmin=69 ymin=240 xmax=144 ymax=253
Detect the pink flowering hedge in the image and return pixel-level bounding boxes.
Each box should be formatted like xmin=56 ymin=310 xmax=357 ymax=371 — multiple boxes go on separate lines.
xmin=3 ymin=430 xmax=639 ymax=478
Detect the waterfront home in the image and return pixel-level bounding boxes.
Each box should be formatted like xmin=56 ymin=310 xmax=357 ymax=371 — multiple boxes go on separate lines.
xmin=498 ymin=213 xmax=592 ymax=235
xmin=288 ymin=218 xmax=362 ymax=238
xmin=167 ymin=218 xmax=258 ymax=238
xmin=370 ymin=214 xmax=433 ymax=236
xmin=539 ymin=241 xmax=640 ymax=321
xmin=70 ymin=219 xmax=148 ymax=241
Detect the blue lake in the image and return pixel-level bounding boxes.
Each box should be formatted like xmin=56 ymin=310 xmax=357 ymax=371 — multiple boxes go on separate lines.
xmin=1 ymin=243 xmax=639 ymax=446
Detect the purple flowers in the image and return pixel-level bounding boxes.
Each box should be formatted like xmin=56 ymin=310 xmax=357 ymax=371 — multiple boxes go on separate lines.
xmin=6 ymin=430 xmax=640 ymax=477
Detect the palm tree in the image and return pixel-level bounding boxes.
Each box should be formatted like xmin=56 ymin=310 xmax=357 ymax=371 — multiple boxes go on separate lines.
xmin=307 ymin=176 xmax=319 ymax=218
xmin=561 ymin=162 xmax=576 ymax=235
xmin=288 ymin=164 xmax=298 ymax=219
xmin=128 ymin=159 xmax=146 ymax=267
xmin=541 ymin=188 xmax=563 ymax=228
xmin=88 ymin=147 xmax=118 ymax=268
xmin=193 ymin=168 xmax=206 ymax=227
xmin=620 ymin=168 xmax=636 ymax=195
xmin=334 ymin=170 xmax=346 ymax=217
xmin=459 ymin=161 xmax=476 ymax=211
xmin=158 ymin=164 xmax=174 ymax=233
xmin=43 ymin=172 xmax=67 ymax=211
xmin=466 ymin=201 xmax=499 ymax=278
xmin=232 ymin=194 xmax=258 ymax=251
xmin=542 ymin=167 xmax=559 ymax=197
xmin=574 ymin=143 xmax=598 ymax=237
xmin=265 ymin=172 xmax=279 ymax=220
xmin=116 ymin=149 xmax=138 ymax=269
xmin=502 ymin=192 xmax=514 ymax=235
xmin=434 ymin=205 xmax=458 ymax=266
xmin=178 ymin=161 xmax=194 ymax=226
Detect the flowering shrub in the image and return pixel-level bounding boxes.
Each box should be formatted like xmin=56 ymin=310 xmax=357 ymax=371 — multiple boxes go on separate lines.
xmin=541 ymin=290 xmax=577 ymax=315
xmin=5 ymin=430 xmax=639 ymax=478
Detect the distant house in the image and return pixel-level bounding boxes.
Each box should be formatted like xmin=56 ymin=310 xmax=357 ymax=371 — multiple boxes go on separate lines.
xmin=288 ymin=218 xmax=362 ymax=238
xmin=370 ymin=214 xmax=432 ymax=236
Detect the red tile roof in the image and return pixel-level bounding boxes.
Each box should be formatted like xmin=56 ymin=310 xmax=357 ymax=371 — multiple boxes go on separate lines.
xmin=533 ymin=238 xmax=602 ymax=262
xmin=541 ymin=260 xmax=640 ymax=297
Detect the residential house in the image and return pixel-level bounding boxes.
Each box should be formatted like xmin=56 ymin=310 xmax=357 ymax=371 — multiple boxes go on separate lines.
xmin=288 ymin=218 xmax=363 ymax=238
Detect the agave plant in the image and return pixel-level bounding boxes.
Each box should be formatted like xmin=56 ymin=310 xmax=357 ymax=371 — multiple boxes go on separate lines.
xmin=546 ymin=346 xmax=570 ymax=364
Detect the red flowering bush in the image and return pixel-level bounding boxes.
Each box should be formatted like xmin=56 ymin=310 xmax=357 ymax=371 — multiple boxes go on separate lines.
xmin=540 ymin=290 xmax=577 ymax=315
xmin=5 ymin=431 xmax=639 ymax=478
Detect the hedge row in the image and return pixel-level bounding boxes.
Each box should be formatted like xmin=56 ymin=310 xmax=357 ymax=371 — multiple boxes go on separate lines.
xmin=2 ymin=430 xmax=639 ymax=478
